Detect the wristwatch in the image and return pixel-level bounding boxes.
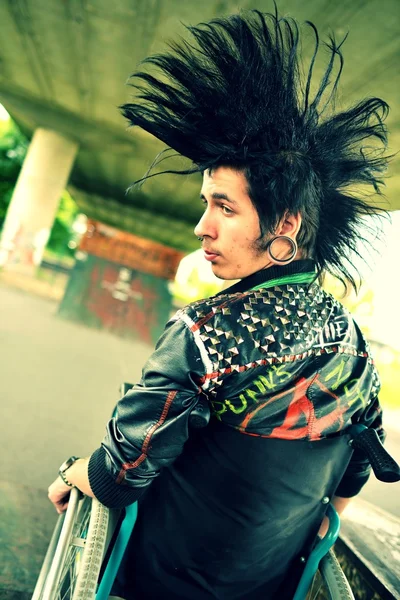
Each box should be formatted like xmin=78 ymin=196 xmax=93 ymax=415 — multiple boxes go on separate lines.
xmin=58 ymin=456 xmax=79 ymax=487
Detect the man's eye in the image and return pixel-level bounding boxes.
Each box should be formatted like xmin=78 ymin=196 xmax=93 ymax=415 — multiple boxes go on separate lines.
xmin=222 ymin=205 xmax=233 ymax=215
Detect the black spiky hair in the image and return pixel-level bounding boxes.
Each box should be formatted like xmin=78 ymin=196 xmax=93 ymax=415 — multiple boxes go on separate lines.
xmin=121 ymin=7 xmax=390 ymax=290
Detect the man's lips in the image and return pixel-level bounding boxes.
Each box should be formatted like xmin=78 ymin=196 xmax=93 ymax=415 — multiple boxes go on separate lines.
xmin=203 ymin=249 xmax=220 ymax=261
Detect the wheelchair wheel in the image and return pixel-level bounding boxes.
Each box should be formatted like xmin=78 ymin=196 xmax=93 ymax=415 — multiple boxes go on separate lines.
xmin=307 ymin=549 xmax=354 ymax=600
xmin=33 ymin=488 xmax=112 ymax=600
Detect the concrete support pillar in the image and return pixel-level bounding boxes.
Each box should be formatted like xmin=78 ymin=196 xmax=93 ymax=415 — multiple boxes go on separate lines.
xmin=0 ymin=128 xmax=79 ymax=271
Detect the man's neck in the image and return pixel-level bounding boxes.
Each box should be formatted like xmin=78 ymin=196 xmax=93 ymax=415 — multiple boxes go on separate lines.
xmin=218 ymin=259 xmax=317 ymax=295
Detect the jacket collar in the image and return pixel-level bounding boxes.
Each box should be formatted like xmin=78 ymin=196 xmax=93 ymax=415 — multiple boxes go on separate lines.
xmin=218 ymin=259 xmax=317 ymax=295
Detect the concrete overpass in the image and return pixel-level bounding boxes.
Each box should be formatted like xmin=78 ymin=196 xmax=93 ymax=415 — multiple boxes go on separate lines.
xmin=0 ymin=0 xmax=399 ymax=263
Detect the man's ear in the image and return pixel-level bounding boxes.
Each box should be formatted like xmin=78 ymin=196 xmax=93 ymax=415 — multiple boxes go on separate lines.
xmin=276 ymin=211 xmax=302 ymax=239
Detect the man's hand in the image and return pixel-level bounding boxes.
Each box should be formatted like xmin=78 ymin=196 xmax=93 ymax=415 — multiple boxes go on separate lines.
xmin=48 ymin=457 xmax=94 ymax=513
xmin=48 ymin=476 xmax=73 ymax=514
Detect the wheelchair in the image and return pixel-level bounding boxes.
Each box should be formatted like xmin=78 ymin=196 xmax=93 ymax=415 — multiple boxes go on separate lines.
xmin=32 ymin=385 xmax=400 ymax=600
xmin=32 ymin=489 xmax=356 ymax=600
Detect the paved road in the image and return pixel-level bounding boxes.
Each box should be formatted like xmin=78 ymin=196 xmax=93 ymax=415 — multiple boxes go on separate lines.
xmin=0 ymin=281 xmax=153 ymax=492
xmin=0 ymin=281 xmax=154 ymax=597
xmin=0 ymin=281 xmax=399 ymax=597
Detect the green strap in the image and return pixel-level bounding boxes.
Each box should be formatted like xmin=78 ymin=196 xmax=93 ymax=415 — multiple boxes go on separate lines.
xmin=250 ymin=272 xmax=316 ymax=292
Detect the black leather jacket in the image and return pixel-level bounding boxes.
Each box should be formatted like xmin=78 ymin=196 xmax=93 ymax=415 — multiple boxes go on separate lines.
xmin=88 ymin=259 xmax=383 ymax=599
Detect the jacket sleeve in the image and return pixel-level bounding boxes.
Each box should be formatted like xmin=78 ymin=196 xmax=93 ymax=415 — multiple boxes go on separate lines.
xmin=88 ymin=315 xmax=205 ymax=508
xmin=334 ymin=393 xmax=385 ymax=498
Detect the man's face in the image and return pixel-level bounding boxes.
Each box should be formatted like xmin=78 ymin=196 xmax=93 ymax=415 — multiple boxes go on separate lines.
xmin=195 ymin=167 xmax=268 ymax=280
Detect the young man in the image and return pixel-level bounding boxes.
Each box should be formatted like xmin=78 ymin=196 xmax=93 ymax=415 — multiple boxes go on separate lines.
xmin=49 ymin=9 xmax=388 ymax=599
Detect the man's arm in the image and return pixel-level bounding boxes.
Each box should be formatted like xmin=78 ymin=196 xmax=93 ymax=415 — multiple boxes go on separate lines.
xmin=334 ymin=394 xmax=384 ymax=499
xmin=318 ymin=495 xmax=351 ymax=537
xmin=48 ymin=315 xmax=205 ymax=512
xmin=318 ymin=390 xmax=384 ymax=537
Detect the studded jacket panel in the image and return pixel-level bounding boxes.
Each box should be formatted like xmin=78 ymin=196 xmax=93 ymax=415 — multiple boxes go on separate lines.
xmin=180 ymin=282 xmax=380 ymax=442
xmin=88 ymin=279 xmax=383 ymax=508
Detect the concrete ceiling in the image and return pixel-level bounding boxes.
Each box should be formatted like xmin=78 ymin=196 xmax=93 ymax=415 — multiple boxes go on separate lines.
xmin=0 ymin=0 xmax=399 ymax=249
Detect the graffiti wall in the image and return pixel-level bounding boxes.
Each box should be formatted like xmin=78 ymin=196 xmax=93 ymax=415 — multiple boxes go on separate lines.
xmin=58 ymin=220 xmax=185 ymax=344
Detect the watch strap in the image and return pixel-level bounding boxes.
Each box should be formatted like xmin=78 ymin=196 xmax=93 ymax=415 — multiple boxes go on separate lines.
xmin=59 ymin=469 xmax=74 ymax=487
xmin=58 ymin=455 xmax=79 ymax=487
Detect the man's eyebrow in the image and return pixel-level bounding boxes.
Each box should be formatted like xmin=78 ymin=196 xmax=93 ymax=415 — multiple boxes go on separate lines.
xmin=199 ymin=192 xmax=237 ymax=205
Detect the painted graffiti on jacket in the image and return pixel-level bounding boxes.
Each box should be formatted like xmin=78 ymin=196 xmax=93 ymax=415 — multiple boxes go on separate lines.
xmin=210 ymin=356 xmax=372 ymax=440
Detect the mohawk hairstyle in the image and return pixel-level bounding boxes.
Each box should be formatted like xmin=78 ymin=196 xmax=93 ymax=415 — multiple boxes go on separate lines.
xmin=121 ymin=7 xmax=390 ymax=290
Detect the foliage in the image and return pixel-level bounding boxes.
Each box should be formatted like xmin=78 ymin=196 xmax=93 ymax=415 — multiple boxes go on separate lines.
xmin=0 ymin=118 xmax=28 ymax=227
xmin=324 ymin=273 xmax=399 ymax=410
xmin=46 ymin=189 xmax=78 ymax=257
xmin=0 ymin=113 xmax=78 ymax=258
xmin=374 ymin=349 xmax=400 ymax=411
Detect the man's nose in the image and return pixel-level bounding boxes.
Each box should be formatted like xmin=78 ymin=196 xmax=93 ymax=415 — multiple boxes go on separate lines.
xmin=194 ymin=210 xmax=216 ymax=239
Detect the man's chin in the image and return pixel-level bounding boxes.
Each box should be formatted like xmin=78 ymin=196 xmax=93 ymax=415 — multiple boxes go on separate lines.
xmin=210 ymin=265 xmax=225 ymax=280
xmin=213 ymin=272 xmax=225 ymax=281
xmin=211 ymin=266 xmax=237 ymax=281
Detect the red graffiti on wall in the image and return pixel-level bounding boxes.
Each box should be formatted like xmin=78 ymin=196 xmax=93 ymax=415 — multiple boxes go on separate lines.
xmin=86 ymin=263 xmax=160 ymax=344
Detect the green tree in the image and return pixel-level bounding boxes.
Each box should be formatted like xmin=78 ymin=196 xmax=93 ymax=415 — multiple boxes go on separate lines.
xmin=46 ymin=189 xmax=78 ymax=258
xmin=0 ymin=118 xmax=27 ymax=227
xmin=0 ymin=114 xmax=78 ymax=259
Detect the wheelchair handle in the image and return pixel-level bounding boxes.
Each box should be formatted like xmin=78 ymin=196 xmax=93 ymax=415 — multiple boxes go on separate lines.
xmin=349 ymin=426 xmax=400 ymax=483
